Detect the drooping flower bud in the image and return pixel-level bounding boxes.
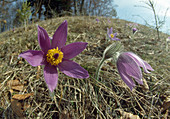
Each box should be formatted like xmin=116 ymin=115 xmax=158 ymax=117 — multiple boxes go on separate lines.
xmin=103 ymin=42 xmax=124 ymax=60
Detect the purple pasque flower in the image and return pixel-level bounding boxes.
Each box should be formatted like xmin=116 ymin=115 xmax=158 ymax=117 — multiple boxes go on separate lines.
xmin=167 ymin=37 xmax=170 ymax=41
xmin=19 ymin=20 xmax=89 ymax=92
xmin=108 ymin=19 xmax=111 ymax=23
xmin=96 ymin=18 xmax=99 ymax=23
xmin=107 ymin=27 xmax=120 ymax=41
xmin=132 ymin=28 xmax=137 ymax=34
xmin=116 ymin=52 xmax=154 ymax=90
xmin=166 ymin=37 xmax=170 ymax=43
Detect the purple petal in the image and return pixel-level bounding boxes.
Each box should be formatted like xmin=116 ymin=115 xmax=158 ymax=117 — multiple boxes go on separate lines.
xmin=117 ymin=61 xmax=136 ymax=90
xmin=44 ymin=64 xmax=58 ymax=92
xmin=61 ymin=42 xmax=88 ymax=59
xmin=58 ymin=59 xmax=89 ymax=79
xmin=115 ymin=38 xmax=120 ymax=41
xmin=19 ymin=50 xmax=44 ymax=66
xmin=111 ymin=38 xmax=115 ymax=40
xmin=52 ymin=20 xmax=67 ymax=49
xmin=111 ymin=37 xmax=120 ymax=41
xmin=113 ymin=33 xmax=117 ymax=37
xmin=126 ymin=52 xmax=154 ymax=73
xmin=37 ymin=25 xmax=51 ymax=53
xmin=143 ymin=61 xmax=154 ymax=72
xmin=118 ymin=53 xmax=143 ymax=84
xmin=109 ymin=27 xmax=113 ymax=34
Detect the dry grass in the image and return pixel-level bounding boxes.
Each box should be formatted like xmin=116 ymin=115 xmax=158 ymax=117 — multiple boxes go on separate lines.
xmin=0 ymin=16 xmax=169 ymax=119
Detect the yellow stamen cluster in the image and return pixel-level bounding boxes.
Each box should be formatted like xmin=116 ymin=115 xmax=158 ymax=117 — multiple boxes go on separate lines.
xmin=110 ymin=34 xmax=114 ymax=38
xmin=46 ymin=47 xmax=63 ymax=66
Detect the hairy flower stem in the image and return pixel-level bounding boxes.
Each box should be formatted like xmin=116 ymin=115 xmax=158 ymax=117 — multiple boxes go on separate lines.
xmin=95 ymin=58 xmax=105 ymax=81
xmin=49 ymin=90 xmax=55 ymax=100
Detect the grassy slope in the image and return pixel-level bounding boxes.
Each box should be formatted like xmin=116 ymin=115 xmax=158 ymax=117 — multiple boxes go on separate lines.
xmin=0 ymin=16 xmax=169 ymax=118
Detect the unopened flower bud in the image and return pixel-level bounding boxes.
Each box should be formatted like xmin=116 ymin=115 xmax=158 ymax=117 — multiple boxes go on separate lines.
xmin=103 ymin=42 xmax=124 ymax=60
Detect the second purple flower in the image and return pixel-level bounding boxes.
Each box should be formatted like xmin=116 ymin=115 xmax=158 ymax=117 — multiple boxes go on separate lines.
xmin=107 ymin=27 xmax=120 ymax=41
xmin=116 ymin=52 xmax=154 ymax=90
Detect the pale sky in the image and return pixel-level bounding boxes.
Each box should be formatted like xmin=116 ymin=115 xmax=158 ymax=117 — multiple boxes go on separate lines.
xmin=114 ymin=0 xmax=170 ymax=34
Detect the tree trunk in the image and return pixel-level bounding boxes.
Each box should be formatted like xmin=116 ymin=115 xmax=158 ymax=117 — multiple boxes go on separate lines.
xmin=74 ymin=0 xmax=77 ymax=15
xmin=80 ymin=0 xmax=84 ymax=15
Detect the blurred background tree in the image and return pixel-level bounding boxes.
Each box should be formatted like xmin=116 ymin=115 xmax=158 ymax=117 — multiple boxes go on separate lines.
xmin=0 ymin=0 xmax=117 ymax=33
xmin=16 ymin=0 xmax=31 ymax=27
xmin=0 ymin=0 xmax=17 ymax=32
xmin=27 ymin=0 xmax=72 ymax=19
xmin=73 ymin=0 xmax=117 ymax=17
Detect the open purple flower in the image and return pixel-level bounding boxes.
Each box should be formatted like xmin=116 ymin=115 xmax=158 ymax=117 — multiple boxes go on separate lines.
xmin=116 ymin=52 xmax=154 ymax=90
xmin=19 ymin=20 xmax=89 ymax=92
xmin=107 ymin=27 xmax=120 ymax=41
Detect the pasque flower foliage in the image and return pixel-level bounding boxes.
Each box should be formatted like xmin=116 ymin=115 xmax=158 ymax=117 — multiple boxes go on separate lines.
xmin=19 ymin=20 xmax=89 ymax=92
xmin=116 ymin=52 xmax=154 ymax=90
xmin=107 ymin=27 xmax=120 ymax=41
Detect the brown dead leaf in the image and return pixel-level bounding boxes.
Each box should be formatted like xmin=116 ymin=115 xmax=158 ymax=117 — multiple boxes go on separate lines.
xmin=11 ymin=85 xmax=24 ymax=91
xmin=11 ymin=99 xmax=24 ymax=117
xmin=7 ymin=80 xmax=27 ymax=91
xmin=7 ymin=80 xmax=21 ymax=86
xmin=12 ymin=93 xmax=34 ymax=100
xmin=161 ymin=96 xmax=170 ymax=112
xmin=119 ymin=110 xmax=140 ymax=119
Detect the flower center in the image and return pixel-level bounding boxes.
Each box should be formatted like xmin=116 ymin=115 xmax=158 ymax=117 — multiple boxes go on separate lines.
xmin=46 ymin=47 xmax=63 ymax=66
xmin=110 ymin=34 xmax=114 ymax=38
